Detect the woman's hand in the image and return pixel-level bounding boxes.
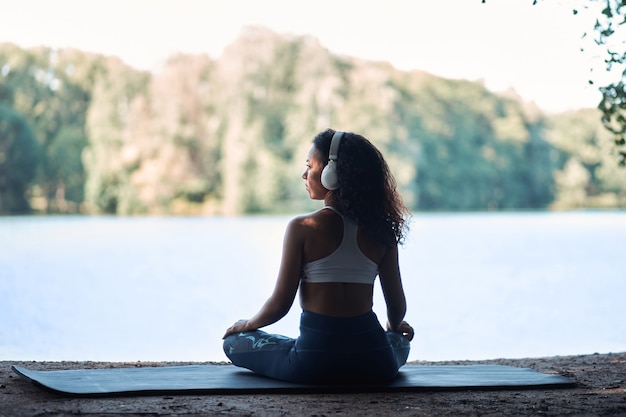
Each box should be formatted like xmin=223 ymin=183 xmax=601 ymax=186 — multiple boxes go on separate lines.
xmin=387 ymin=320 xmax=414 ymax=341
xmin=223 ymin=319 xmax=252 ymax=339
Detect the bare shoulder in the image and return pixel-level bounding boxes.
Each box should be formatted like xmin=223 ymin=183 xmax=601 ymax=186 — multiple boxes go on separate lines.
xmin=290 ymin=209 xmax=329 ymax=226
xmin=287 ymin=209 xmax=335 ymax=238
xmin=286 ymin=211 xmax=319 ymax=237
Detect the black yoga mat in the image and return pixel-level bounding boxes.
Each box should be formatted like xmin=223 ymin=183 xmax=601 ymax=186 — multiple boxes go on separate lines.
xmin=12 ymin=364 xmax=574 ymax=396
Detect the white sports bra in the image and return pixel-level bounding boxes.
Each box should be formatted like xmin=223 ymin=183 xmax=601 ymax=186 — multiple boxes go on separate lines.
xmin=301 ymin=207 xmax=379 ymax=285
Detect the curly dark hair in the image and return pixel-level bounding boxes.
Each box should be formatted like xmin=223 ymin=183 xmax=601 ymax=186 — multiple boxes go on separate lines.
xmin=313 ymin=128 xmax=410 ymax=247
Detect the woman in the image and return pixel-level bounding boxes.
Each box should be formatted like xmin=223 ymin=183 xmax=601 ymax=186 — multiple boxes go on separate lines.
xmin=223 ymin=128 xmax=414 ymax=384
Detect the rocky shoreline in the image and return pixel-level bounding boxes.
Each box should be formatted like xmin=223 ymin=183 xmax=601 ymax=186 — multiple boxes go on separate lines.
xmin=2 ymin=352 xmax=625 ymax=416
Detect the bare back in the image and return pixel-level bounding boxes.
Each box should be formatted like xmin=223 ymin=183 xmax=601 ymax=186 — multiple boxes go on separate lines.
xmin=298 ymin=208 xmax=387 ymax=317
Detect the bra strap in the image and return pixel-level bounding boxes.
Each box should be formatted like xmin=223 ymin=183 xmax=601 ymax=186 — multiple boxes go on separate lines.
xmin=322 ymin=205 xmax=341 ymax=215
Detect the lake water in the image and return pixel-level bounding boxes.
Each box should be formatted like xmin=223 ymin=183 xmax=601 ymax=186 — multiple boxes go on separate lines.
xmin=1 ymin=211 xmax=624 ymax=363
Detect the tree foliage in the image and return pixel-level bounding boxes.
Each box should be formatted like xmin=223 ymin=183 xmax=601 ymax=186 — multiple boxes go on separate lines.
xmin=1 ymin=26 xmax=625 ymax=215
xmin=0 ymin=101 xmax=40 ymax=213
xmin=0 ymin=45 xmax=90 ymax=213
xmin=588 ymin=0 xmax=626 ymax=165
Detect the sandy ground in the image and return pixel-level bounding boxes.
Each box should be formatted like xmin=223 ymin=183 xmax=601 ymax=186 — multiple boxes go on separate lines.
xmin=1 ymin=352 xmax=625 ymax=416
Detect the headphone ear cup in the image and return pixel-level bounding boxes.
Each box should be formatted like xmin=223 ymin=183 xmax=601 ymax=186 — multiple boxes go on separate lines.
xmin=321 ymin=161 xmax=339 ymax=190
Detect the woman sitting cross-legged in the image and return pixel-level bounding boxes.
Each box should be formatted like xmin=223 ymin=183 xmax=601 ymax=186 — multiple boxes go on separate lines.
xmin=223 ymin=128 xmax=414 ymax=384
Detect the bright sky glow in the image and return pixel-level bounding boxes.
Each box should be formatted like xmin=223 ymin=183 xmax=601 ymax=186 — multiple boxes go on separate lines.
xmin=0 ymin=0 xmax=618 ymax=113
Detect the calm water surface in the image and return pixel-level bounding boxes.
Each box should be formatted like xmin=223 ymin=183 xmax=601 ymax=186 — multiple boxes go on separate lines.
xmin=1 ymin=211 xmax=624 ymax=362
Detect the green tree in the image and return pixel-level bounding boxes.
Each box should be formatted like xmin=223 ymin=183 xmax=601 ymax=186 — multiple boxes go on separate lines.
xmin=583 ymin=0 xmax=626 ymax=165
xmin=0 ymin=44 xmax=91 ymax=213
xmin=0 ymin=102 xmax=40 ymax=213
xmin=211 ymin=27 xmax=334 ymax=214
xmin=388 ymin=75 xmax=555 ymax=211
xmin=546 ymin=108 xmax=626 ymax=208
xmin=131 ymin=53 xmax=220 ymax=214
xmin=83 ymin=56 xmax=150 ymax=214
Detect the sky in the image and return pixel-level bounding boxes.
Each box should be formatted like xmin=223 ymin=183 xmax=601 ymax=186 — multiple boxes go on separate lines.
xmin=0 ymin=0 xmax=619 ymax=113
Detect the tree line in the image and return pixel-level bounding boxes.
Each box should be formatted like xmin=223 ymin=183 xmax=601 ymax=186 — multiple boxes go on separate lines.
xmin=1 ymin=27 xmax=625 ymax=215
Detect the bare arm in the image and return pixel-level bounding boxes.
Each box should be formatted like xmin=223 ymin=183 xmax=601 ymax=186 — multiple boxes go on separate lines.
xmin=378 ymin=245 xmax=414 ymax=341
xmin=223 ymin=218 xmax=304 ymax=338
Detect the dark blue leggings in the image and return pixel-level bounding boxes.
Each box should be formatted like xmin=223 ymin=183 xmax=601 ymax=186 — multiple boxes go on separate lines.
xmin=223 ymin=310 xmax=410 ymax=384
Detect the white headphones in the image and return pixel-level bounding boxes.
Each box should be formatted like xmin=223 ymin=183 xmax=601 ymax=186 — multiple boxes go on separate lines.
xmin=321 ymin=131 xmax=344 ymax=190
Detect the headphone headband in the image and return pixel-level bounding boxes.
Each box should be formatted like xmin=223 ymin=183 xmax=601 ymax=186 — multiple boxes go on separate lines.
xmin=328 ymin=131 xmax=344 ymax=161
